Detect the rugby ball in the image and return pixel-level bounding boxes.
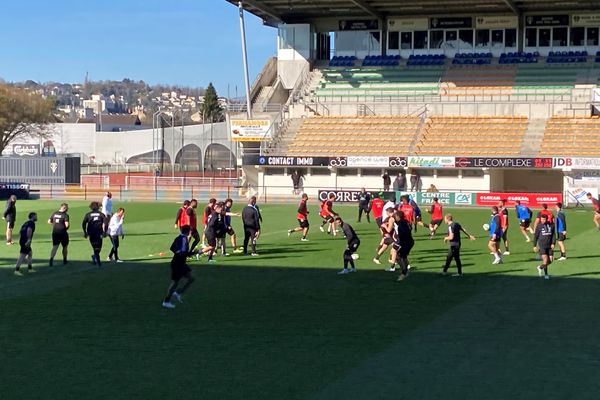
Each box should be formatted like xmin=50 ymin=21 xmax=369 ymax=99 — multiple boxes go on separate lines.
xmin=482 ymin=223 xmax=490 ymax=231
xmin=351 ymin=253 xmax=360 ymax=260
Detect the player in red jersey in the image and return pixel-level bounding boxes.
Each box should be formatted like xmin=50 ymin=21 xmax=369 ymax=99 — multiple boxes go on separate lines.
xmin=371 ymin=193 xmax=385 ymax=228
xmin=586 ymin=192 xmax=600 ymax=231
xmin=426 ymin=197 xmax=444 ymax=239
xmin=533 ymin=203 xmax=554 ymax=232
xmin=399 ymin=195 xmax=415 ymax=228
xmin=498 ymin=199 xmax=510 ymax=255
xmin=174 ymin=200 xmax=191 ymax=233
xmin=288 ymin=193 xmax=310 ymax=241
xmin=319 ymin=193 xmax=338 ymax=236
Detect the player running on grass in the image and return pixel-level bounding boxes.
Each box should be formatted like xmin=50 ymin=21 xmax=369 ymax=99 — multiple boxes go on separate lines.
xmin=486 ymin=206 xmax=503 ymax=265
xmin=533 ymin=203 xmax=554 ymax=232
xmin=373 ymin=207 xmax=396 ymax=266
xmin=426 ymin=197 xmax=444 ymax=239
xmin=14 ymin=212 xmax=37 ymax=276
xmin=440 ymin=214 xmax=476 ymax=277
xmin=319 ymin=193 xmax=338 ymax=235
xmin=48 ymin=203 xmax=70 ymax=267
xmin=515 ymin=200 xmax=534 ymax=242
xmin=371 ymin=193 xmax=385 ymax=228
xmin=533 ymin=213 xmax=555 ymax=280
xmin=336 ymin=217 xmax=360 ymax=275
xmin=201 ymin=198 xmax=216 ymax=246
xmin=555 ymin=202 xmax=567 ymax=261
xmin=399 ymin=195 xmax=415 ymax=231
xmin=586 ymin=192 xmax=600 ymax=231
xmin=162 ymin=225 xmax=196 ymax=309
xmin=3 ymin=194 xmax=17 ymax=245
xmin=204 ymin=202 xmax=225 ymax=263
xmin=288 ymin=193 xmax=310 ymax=241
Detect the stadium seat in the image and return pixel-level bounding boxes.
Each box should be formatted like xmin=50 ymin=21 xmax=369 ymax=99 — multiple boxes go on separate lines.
xmin=540 ymin=117 xmax=600 ymax=156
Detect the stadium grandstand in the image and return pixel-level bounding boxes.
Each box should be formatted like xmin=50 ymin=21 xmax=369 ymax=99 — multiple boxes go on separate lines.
xmin=226 ymin=0 xmax=600 ymax=201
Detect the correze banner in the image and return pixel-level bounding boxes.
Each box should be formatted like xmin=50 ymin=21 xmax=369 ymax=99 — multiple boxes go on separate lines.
xmin=476 ymin=192 xmax=563 ymax=207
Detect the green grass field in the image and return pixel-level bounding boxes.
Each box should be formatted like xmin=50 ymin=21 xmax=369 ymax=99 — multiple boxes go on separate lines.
xmin=1 ymin=200 xmax=600 ymax=400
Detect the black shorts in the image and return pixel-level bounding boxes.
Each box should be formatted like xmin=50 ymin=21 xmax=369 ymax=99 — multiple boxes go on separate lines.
xmin=383 ymin=236 xmax=394 ymax=245
xmin=431 ymin=219 xmax=443 ymax=227
xmin=52 ymin=232 xmax=69 ymax=247
xmin=321 ymin=215 xmax=334 ymax=224
xmin=539 ymin=247 xmax=553 ymax=257
xmin=375 ymin=217 xmax=383 ymax=227
xmin=206 ymin=235 xmax=217 ymax=247
xmin=557 ymin=233 xmax=567 ymax=241
xmin=520 ymin=219 xmax=531 ymax=228
xmin=6 ymin=219 xmax=15 ymax=229
xmin=190 ymin=228 xmax=200 ymax=240
xmin=170 ymin=260 xmax=191 ymax=281
xmin=89 ymin=234 xmax=103 ymax=250
xmin=347 ymin=241 xmax=360 ymax=253
xmin=227 ymin=226 xmax=236 ymax=236
xmin=19 ymin=242 xmax=31 ymax=255
xmin=298 ymin=219 xmax=309 ymax=229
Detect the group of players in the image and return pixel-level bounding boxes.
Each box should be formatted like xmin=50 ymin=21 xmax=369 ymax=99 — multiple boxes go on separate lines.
xmin=163 ymin=196 xmax=262 ymax=309
xmin=2 ymin=192 xmax=126 ymax=275
xmin=286 ymin=188 xmax=600 ymax=281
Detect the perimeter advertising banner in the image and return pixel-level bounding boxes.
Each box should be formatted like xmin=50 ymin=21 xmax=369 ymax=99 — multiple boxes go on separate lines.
xmin=455 ymin=157 xmax=553 ymax=169
xmin=243 ymin=155 xmax=408 ymax=168
xmin=317 ymin=190 xmax=396 ymax=203
xmin=417 ymin=192 xmax=475 ymax=206
xmin=230 ymin=119 xmax=271 ymax=142
xmin=475 ymin=192 xmax=563 ymax=207
xmin=553 ymin=157 xmax=600 ymax=170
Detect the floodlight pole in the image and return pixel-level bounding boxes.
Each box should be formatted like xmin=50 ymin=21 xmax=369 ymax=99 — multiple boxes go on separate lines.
xmin=239 ymin=1 xmax=253 ymax=119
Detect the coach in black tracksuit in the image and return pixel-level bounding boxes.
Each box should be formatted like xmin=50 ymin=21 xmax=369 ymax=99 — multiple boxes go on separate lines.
xmin=357 ymin=188 xmax=371 ymax=223
xmin=442 ymin=214 xmax=475 ymax=276
xmin=242 ymin=196 xmax=261 ymax=256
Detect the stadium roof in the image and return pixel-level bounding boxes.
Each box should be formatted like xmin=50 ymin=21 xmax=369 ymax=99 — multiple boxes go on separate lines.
xmin=229 ymin=0 xmax=600 ymax=25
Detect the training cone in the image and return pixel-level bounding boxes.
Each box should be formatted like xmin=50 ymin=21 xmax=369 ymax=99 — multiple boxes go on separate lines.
xmin=159 ymin=252 xmax=166 ymax=257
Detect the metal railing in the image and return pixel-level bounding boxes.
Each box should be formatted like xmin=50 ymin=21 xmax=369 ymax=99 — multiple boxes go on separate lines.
xmin=285 ymin=63 xmax=312 ymax=107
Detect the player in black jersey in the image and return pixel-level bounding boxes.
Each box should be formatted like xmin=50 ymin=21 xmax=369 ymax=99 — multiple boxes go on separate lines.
xmin=162 ymin=225 xmax=196 ymax=309
xmin=204 ymin=202 xmax=225 ymax=263
xmin=82 ymin=201 xmax=108 ymax=267
xmin=48 ymin=203 xmax=70 ymax=266
xmin=14 ymin=212 xmax=37 ymax=276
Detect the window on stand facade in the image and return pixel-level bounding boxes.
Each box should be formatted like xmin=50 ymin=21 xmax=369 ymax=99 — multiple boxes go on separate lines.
xmin=414 ymin=31 xmax=428 ymax=49
xmin=401 ymin=32 xmax=412 ymax=49
xmin=505 ymin=29 xmax=517 ymax=47
xmin=570 ymin=27 xmax=584 ymax=46
xmin=553 ymin=27 xmax=568 ymax=47
xmin=475 ymin=29 xmax=489 ymax=48
xmin=388 ymin=31 xmax=399 ymax=50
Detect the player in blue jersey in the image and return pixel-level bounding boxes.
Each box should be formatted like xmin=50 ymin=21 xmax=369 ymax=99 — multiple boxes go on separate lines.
xmin=515 ymin=200 xmax=534 ymax=242
xmin=486 ymin=206 xmax=503 ymax=265
xmin=555 ymin=202 xmax=567 ymax=261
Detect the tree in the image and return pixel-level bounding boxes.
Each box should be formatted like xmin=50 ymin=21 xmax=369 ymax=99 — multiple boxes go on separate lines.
xmin=0 ymin=84 xmax=56 ymax=155
xmin=201 ymin=82 xmax=224 ymax=123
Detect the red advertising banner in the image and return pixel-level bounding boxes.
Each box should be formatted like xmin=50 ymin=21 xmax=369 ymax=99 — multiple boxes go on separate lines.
xmin=475 ymin=192 xmax=563 ymax=207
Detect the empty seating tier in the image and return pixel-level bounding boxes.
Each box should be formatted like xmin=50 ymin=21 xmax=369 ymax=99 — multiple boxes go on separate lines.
xmin=540 ymin=117 xmax=600 ymax=156
xmin=286 ymin=116 xmax=420 ymax=156
xmin=415 ymin=116 xmax=528 ymax=156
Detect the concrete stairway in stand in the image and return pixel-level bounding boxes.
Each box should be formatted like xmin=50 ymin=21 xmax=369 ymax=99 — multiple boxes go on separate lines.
xmin=520 ymin=118 xmax=547 ymax=156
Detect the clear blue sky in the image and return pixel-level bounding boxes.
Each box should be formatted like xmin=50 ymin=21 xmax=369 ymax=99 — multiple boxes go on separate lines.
xmin=0 ymin=0 xmax=276 ymax=95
